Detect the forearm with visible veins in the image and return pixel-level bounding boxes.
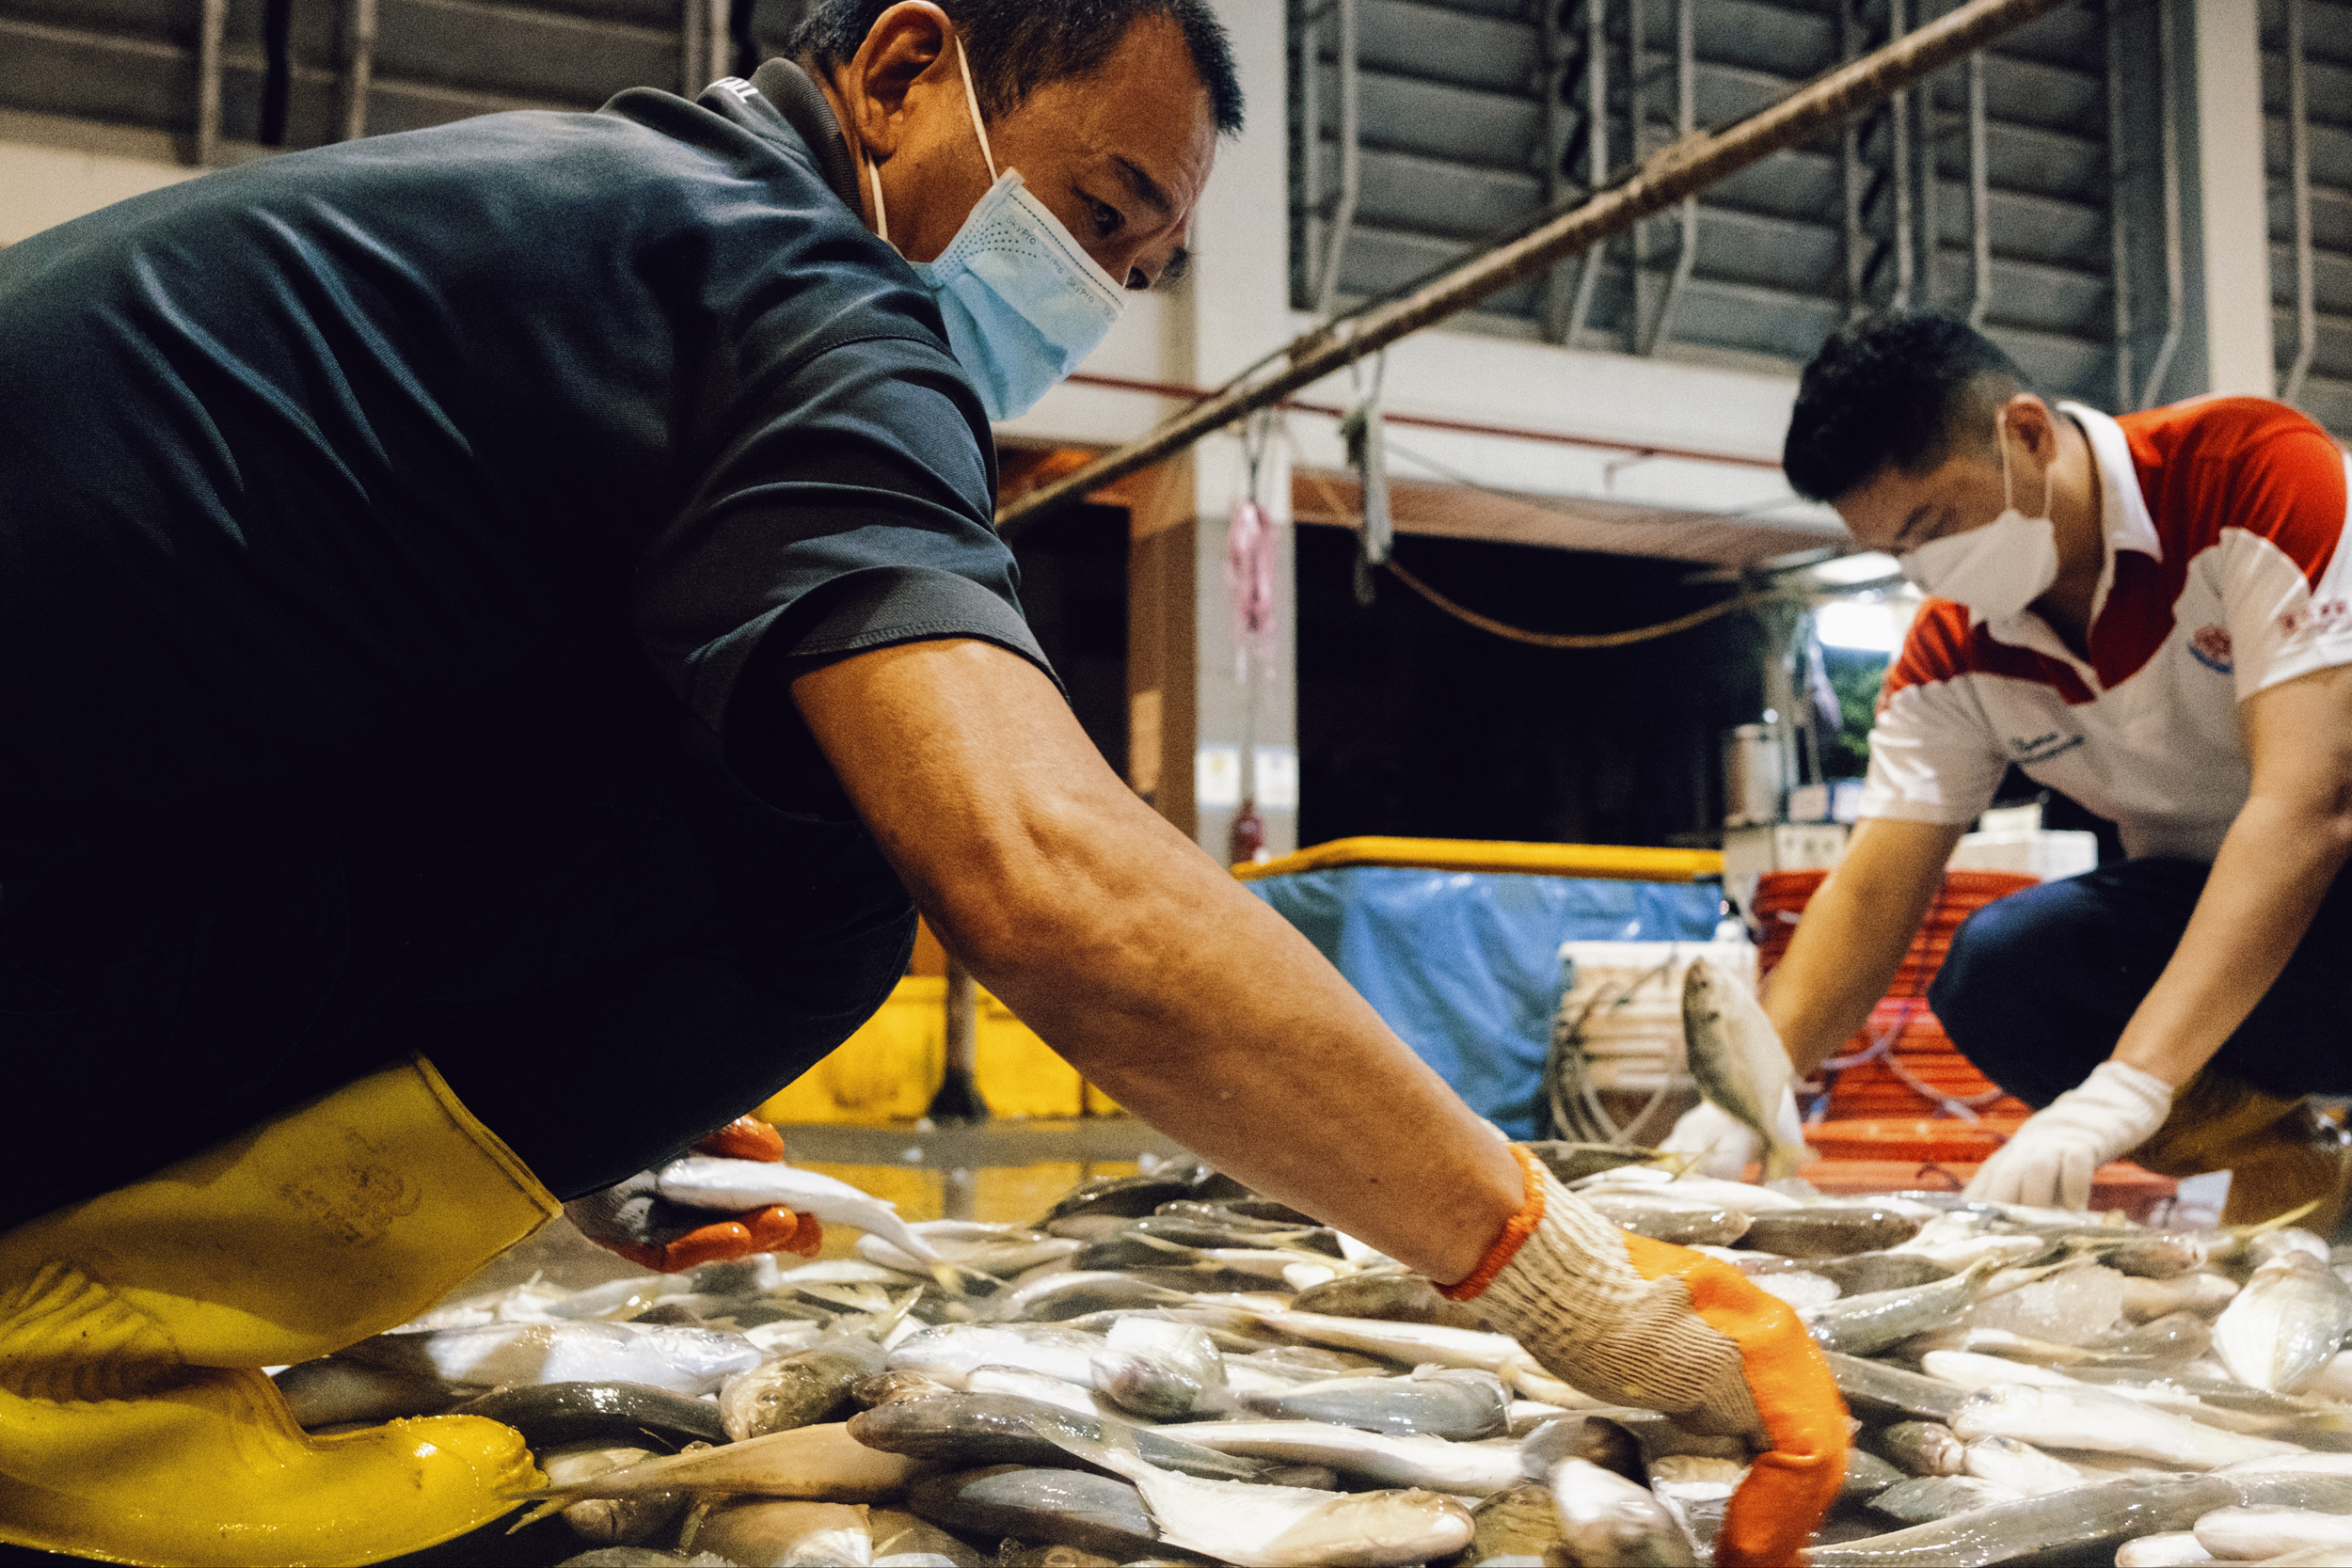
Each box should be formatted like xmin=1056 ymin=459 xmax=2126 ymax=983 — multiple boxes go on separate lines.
xmin=792 ymin=640 xmax=1523 ymax=1284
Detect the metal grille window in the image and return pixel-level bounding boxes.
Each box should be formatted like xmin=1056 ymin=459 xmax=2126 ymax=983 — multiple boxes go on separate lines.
xmin=1290 ymin=0 xmax=2169 ymax=407
xmin=0 ymin=0 xmax=777 ymax=162
xmin=2266 ymin=0 xmax=2352 ymax=436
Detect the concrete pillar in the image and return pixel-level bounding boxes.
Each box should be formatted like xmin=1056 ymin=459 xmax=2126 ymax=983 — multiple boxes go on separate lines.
xmin=2179 ymin=0 xmax=2277 ymax=397
xmin=1123 ymin=0 xmax=1299 ymax=863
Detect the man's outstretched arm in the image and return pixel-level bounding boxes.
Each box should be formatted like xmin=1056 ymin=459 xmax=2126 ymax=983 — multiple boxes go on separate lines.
xmin=789 ymin=636 xmax=1523 ymax=1283
xmin=791 ymin=638 xmax=1852 ymax=1565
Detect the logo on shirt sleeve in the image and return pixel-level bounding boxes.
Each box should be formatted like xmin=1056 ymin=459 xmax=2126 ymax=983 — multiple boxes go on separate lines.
xmin=2188 ymin=625 xmax=2234 ymax=673
xmin=2280 ymin=597 xmax=2350 ymax=639
xmin=2007 ymin=730 xmax=2086 ymax=764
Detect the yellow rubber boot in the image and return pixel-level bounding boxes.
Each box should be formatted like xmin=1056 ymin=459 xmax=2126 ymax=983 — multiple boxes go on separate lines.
xmin=0 ymin=1055 xmax=564 ymax=1566
xmin=2128 ymin=1068 xmax=2352 ymax=1231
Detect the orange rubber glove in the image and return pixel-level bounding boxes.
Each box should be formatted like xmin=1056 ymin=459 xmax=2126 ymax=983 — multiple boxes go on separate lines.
xmin=1621 ymin=1232 xmax=1849 ymax=1567
xmin=1443 ymin=1147 xmax=1848 ymax=1568
xmin=567 ymin=1117 xmax=825 ymax=1273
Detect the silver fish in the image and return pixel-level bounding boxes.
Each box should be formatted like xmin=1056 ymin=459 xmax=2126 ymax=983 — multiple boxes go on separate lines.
xmin=2214 ymin=1253 xmax=2352 ymax=1393
xmin=859 ymin=1227 xmax=1082 ymax=1279
xmin=273 ymin=1356 xmax=461 ymax=1429
xmin=844 ymin=1391 xmax=1268 ymax=1481
xmin=654 ymin=1157 xmax=946 ymax=1267
xmin=1871 ymin=1419 xmax=1969 ymax=1477
xmin=1285 ymin=1270 xmax=1486 ymax=1329
xmin=1237 ymin=1307 xmax=1530 ymax=1373
xmin=2124 ymin=1272 xmax=2241 ymax=1323
xmin=1456 ymin=1481 xmax=1573 ymax=1566
xmin=346 ymin=1319 xmax=761 ymax=1396
xmin=1867 ymin=1474 xmax=2026 ymax=1526
xmin=1582 ymin=1194 xmax=1754 ymax=1248
xmin=1841 ymin=1447 xmax=1909 ymax=1505
xmin=886 ymin=1323 xmax=1107 ymax=1389
xmin=1548 ymin=1457 xmax=1697 ymax=1567
xmin=1804 ymin=1259 xmax=2003 ymax=1356
xmin=1094 ymin=1446 xmax=1476 ymax=1568
xmin=904 ymin=1466 xmax=1161 ymax=1562
xmin=1148 ymin=1418 xmax=1526 ymax=1495
xmin=992 ymin=1272 xmax=1195 ymax=1323
xmin=1961 ymin=1434 xmax=2086 ymax=1496
xmin=2112 ymin=1531 xmax=2220 ymax=1566
xmin=1803 ymin=1251 xmax=1956 ymax=1296
xmin=1817 ymin=1474 xmax=2244 ymax=1566
xmin=1949 ymin=1383 xmax=2302 ymax=1469
xmin=521 ymin=1422 xmax=924 ymax=1512
xmin=448 ymin=1380 xmax=729 ymax=1451
xmin=1739 ymin=1205 xmax=1924 ymax=1258
xmin=720 ymin=1338 xmax=887 ymax=1441
xmin=963 ymin=1365 xmax=1112 ymax=1420
xmin=694 ymin=1499 xmax=874 ymax=1567
xmin=1679 ymin=957 xmax=1807 ymax=1180
xmin=2194 ymin=1506 xmax=2352 ymax=1560
xmin=1090 ymin=1316 xmax=1226 ymax=1418
xmin=543 ymin=1445 xmax=686 ymax=1548
xmin=1253 ymin=1366 xmax=1509 ymax=1440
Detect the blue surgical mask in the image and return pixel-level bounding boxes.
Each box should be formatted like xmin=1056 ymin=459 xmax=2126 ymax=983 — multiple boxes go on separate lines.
xmin=866 ymin=40 xmax=1127 ymax=420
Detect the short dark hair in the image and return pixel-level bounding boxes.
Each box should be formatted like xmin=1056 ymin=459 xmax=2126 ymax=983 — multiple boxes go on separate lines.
xmin=1782 ymin=309 xmax=2033 ymax=503
xmin=791 ymin=1 xmax=1244 ymax=135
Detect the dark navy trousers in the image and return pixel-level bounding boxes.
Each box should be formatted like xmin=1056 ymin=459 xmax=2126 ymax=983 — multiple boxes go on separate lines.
xmin=1930 ymin=857 xmax=2352 ymax=1109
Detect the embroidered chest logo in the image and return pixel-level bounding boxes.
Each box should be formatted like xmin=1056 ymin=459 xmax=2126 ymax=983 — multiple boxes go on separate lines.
xmin=2280 ymin=597 xmax=2350 ymax=637
xmin=2188 ymin=625 xmax=2233 ymax=673
xmin=2008 ymin=730 xmax=2086 ymax=764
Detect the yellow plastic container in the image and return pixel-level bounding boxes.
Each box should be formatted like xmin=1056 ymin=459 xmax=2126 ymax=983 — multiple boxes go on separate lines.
xmin=755 ymin=977 xmax=1120 ymax=1124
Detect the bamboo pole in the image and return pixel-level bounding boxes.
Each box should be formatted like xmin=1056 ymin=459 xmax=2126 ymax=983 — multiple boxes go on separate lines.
xmin=996 ymin=0 xmax=2075 ymax=534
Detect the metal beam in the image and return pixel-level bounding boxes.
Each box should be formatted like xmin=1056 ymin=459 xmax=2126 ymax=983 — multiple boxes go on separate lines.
xmin=2283 ymin=0 xmax=2316 ymax=405
xmin=1967 ymin=47 xmax=1990 ymax=327
xmin=194 ymin=0 xmax=228 ymax=166
xmin=2106 ymin=0 xmax=2135 ymax=404
xmin=338 ymin=0 xmax=377 ymax=142
xmin=1312 ymin=0 xmax=1360 ymax=315
xmin=997 ymin=0 xmax=2083 ymax=533
xmin=1890 ymin=0 xmax=1915 ymax=308
xmin=1563 ymin=0 xmax=1611 ymax=347
xmin=1644 ymin=0 xmax=1700 ymax=354
xmin=2139 ymin=0 xmax=2184 ymax=408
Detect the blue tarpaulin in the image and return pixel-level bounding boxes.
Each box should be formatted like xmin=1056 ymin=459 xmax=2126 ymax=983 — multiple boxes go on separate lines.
xmin=1250 ymin=867 xmax=1723 ymax=1137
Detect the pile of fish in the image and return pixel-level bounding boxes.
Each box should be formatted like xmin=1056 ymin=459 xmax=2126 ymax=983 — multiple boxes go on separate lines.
xmin=275 ymin=1149 xmax=2352 ymax=1567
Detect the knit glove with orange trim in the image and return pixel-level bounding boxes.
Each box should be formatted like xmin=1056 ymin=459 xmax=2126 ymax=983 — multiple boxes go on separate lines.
xmin=567 ymin=1117 xmax=825 ymax=1274
xmin=1445 ymin=1148 xmax=1849 ymax=1568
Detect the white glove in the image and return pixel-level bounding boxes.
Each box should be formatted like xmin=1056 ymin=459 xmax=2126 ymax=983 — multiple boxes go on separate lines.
xmin=1660 ymin=1088 xmax=1804 ymax=1180
xmin=1964 ymin=1061 xmax=2173 ymax=1210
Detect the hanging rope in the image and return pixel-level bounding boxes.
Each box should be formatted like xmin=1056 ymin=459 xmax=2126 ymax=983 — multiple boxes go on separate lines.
xmin=1287 ymin=436 xmax=1788 ymax=651
xmin=1384 ymin=557 xmax=1780 ymax=650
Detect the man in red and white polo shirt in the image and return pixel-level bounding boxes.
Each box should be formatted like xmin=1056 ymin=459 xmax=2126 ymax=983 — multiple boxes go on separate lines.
xmin=1665 ymin=310 xmax=2352 ymax=1225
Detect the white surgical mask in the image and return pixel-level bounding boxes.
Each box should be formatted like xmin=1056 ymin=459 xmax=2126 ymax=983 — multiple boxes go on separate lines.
xmin=865 ymin=40 xmax=1127 ymax=420
xmin=1898 ymin=410 xmax=2061 ymax=620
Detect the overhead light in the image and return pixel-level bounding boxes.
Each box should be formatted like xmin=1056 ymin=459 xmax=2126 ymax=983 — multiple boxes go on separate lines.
xmin=1816 ymin=599 xmax=1908 ymax=653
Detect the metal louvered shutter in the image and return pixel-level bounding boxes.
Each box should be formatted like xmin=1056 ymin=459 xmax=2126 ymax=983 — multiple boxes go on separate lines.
xmin=0 ymin=0 xmax=752 ymax=160
xmin=2267 ymin=0 xmax=2352 ymax=436
xmin=1291 ymin=0 xmax=2159 ymax=407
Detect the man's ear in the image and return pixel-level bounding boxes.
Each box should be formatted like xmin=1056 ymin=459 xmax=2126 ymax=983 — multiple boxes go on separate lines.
xmin=839 ymin=2 xmax=956 ymax=162
xmin=2000 ymin=391 xmax=2058 ymax=460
